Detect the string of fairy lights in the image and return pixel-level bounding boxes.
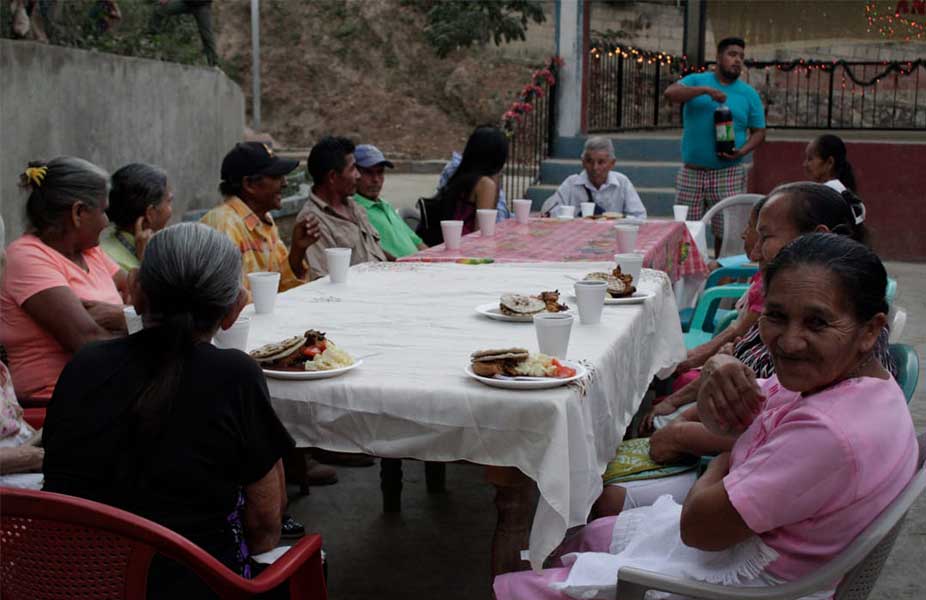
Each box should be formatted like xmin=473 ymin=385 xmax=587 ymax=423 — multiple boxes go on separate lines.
xmin=865 ymin=1 xmax=926 ymax=41
xmin=589 ymin=40 xmax=926 ymax=90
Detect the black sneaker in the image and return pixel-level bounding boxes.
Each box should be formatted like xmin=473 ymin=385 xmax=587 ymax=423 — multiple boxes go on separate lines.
xmin=280 ymin=514 xmax=305 ymax=539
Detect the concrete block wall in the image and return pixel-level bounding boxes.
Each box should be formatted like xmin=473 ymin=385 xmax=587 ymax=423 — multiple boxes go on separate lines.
xmin=0 ymin=40 xmax=245 ymax=242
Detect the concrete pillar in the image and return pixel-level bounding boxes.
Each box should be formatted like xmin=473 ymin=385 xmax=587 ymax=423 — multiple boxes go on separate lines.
xmin=555 ymin=0 xmax=586 ymax=137
xmin=683 ymin=0 xmax=706 ymax=65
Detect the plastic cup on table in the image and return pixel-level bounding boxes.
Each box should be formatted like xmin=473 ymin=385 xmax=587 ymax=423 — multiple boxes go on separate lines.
xmin=122 ymin=306 xmax=143 ymax=334
xmin=533 ymin=312 xmax=574 ymax=359
xmin=673 ymin=204 xmax=690 ymax=222
xmin=441 ymin=220 xmax=464 ymax=250
xmin=573 ymin=280 xmax=608 ymax=325
xmin=213 ymin=316 xmax=251 ymax=351
xmin=580 ymin=202 xmax=596 ymax=218
xmin=555 ymin=205 xmax=576 ymax=219
xmin=614 ymin=252 xmax=645 ymax=282
xmin=247 ymin=272 xmax=281 ymax=314
xmin=325 ymin=248 xmax=352 ymax=284
xmin=614 ymin=224 xmax=639 ymax=252
xmin=476 ymin=209 xmax=498 ymax=237
xmin=513 ymin=199 xmax=532 ymax=224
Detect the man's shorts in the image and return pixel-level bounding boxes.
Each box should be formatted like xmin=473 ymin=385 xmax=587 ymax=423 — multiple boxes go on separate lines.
xmin=674 ymin=165 xmax=747 ymax=236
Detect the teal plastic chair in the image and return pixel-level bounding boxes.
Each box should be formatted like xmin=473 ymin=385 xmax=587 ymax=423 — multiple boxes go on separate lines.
xmin=889 ymin=343 xmax=919 ymax=404
xmin=717 ymin=253 xmax=750 ymax=268
xmin=886 ymin=277 xmax=897 ymax=307
xmin=680 ymin=265 xmax=758 ymax=333
xmin=683 ymin=283 xmax=749 ymax=349
xmin=712 ymin=311 xmax=739 ymax=338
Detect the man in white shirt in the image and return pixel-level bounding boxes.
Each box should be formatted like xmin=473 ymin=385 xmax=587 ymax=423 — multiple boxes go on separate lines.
xmin=540 ymin=137 xmax=647 ymax=219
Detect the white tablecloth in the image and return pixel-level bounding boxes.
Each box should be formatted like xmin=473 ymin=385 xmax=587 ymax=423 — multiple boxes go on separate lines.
xmin=243 ymin=261 xmax=686 ymax=570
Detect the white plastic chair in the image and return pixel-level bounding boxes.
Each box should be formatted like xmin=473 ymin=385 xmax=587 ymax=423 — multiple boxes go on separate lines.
xmin=701 ymin=194 xmax=764 ymax=259
xmin=398 ymin=206 xmax=420 ymax=232
xmin=889 ymin=305 xmax=907 ymax=344
xmin=615 ymin=433 xmax=926 ymax=600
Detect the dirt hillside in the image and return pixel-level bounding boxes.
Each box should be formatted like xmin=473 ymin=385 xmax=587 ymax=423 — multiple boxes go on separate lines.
xmin=213 ymin=0 xmax=541 ymax=159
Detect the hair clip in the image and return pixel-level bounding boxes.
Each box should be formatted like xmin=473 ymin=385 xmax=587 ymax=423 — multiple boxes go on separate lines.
xmin=853 ymin=203 xmax=866 ymax=225
xmin=24 ymin=166 xmax=48 ymax=187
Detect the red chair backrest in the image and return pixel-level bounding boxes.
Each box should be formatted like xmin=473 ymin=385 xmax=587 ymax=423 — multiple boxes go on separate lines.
xmin=0 ymin=487 xmax=323 ymax=600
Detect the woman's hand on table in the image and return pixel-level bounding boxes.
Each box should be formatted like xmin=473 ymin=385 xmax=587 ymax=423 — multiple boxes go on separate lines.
xmin=697 ymin=354 xmax=764 ymax=436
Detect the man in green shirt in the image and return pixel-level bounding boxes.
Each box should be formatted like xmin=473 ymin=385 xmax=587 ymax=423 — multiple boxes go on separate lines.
xmin=353 ymin=144 xmax=428 ymax=258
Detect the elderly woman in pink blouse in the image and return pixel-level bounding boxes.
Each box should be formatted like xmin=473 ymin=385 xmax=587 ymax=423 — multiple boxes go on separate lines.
xmin=495 ymin=233 xmax=917 ymax=600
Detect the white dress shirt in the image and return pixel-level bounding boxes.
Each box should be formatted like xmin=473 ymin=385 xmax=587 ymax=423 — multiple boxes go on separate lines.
xmin=540 ymin=170 xmax=647 ymax=218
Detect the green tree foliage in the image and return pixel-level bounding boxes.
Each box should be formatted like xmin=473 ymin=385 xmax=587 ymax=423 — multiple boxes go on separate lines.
xmin=1 ymin=0 xmax=208 ymax=67
xmin=406 ymin=0 xmax=546 ymax=58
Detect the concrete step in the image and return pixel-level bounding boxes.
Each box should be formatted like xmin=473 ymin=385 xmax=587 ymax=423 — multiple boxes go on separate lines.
xmin=553 ymin=133 xmax=682 ymax=162
xmin=524 ymin=184 xmax=677 ymax=216
xmin=540 ymin=159 xmax=681 ymax=189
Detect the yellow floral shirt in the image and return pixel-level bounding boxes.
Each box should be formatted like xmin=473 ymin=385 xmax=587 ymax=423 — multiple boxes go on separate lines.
xmin=200 ymin=196 xmax=305 ymax=293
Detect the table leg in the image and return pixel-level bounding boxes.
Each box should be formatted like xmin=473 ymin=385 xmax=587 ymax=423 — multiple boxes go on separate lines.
xmin=425 ymin=461 xmax=446 ymax=493
xmin=380 ymin=458 xmax=402 ymax=513
xmin=486 ymin=466 xmax=535 ymax=577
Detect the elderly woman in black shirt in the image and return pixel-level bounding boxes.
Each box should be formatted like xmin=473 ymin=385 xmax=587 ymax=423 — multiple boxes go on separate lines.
xmin=43 ymin=222 xmax=294 ymax=597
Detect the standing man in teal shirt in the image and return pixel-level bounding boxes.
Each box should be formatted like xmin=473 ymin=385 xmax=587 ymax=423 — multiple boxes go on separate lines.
xmin=353 ymin=144 xmax=428 ymax=258
xmin=664 ymin=37 xmax=766 ymax=253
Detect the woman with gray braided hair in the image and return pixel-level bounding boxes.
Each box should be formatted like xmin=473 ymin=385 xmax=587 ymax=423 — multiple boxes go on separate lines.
xmin=0 ymin=157 xmax=132 ymax=404
xmin=43 ymin=223 xmax=295 ymax=598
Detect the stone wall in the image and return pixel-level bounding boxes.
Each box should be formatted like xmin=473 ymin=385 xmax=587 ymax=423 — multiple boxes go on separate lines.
xmin=0 ymin=40 xmax=244 ymax=241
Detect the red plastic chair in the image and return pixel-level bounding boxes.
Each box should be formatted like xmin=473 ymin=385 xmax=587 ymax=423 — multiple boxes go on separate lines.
xmin=0 ymin=488 xmax=327 ymax=600
xmin=22 ymin=408 xmax=45 ymax=430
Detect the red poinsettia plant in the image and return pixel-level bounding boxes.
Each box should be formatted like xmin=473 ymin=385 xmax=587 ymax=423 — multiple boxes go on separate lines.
xmin=502 ymin=55 xmax=564 ymax=131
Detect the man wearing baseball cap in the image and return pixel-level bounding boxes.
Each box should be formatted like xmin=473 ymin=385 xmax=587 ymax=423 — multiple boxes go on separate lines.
xmin=201 ymin=142 xmax=338 ymax=499
xmin=201 ymin=141 xmax=321 ymax=293
xmin=353 ymin=144 xmax=428 ymax=259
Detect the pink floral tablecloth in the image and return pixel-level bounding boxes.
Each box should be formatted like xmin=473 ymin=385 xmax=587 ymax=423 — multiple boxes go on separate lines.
xmin=398 ymin=218 xmax=709 ymax=283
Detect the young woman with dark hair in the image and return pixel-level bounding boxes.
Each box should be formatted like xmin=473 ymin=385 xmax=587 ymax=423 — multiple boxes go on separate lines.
xmin=803 ymin=134 xmax=857 ymax=193
xmin=437 ymin=125 xmax=508 ymax=235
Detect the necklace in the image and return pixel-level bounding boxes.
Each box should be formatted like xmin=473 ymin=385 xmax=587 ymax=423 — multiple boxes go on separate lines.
xmin=115 ymin=228 xmax=136 ymax=257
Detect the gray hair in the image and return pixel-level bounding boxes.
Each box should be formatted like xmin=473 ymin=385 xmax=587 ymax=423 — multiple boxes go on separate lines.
xmin=582 ymin=137 xmax=615 ymax=159
xmin=140 ymin=222 xmax=241 ymax=332
xmin=21 ymin=157 xmax=109 ymax=233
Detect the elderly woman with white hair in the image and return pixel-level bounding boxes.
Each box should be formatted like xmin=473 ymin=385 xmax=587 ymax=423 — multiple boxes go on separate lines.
xmin=42 ymin=223 xmax=295 ymax=598
xmin=540 ymin=136 xmax=647 ymax=218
